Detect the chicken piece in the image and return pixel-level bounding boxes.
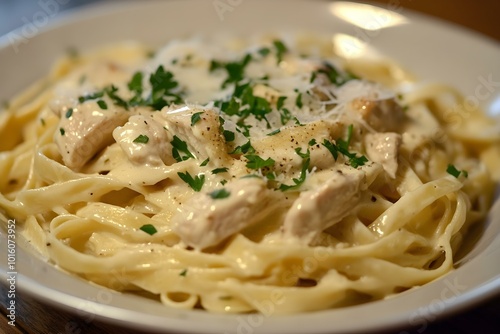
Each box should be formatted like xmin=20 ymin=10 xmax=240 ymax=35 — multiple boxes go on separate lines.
xmin=364 ymin=132 xmax=401 ymax=178
xmin=113 ymin=115 xmax=175 ymax=166
xmin=252 ymin=120 xmax=343 ymax=174
xmin=173 ymin=177 xmax=272 ymax=249
xmin=283 ymin=163 xmax=382 ymax=243
xmin=50 ymin=61 xmax=135 ymax=170
xmin=350 ymin=97 xmax=405 ymax=132
xmin=162 ymin=106 xmax=232 ymax=167
xmin=54 ymin=102 xmax=128 ymax=169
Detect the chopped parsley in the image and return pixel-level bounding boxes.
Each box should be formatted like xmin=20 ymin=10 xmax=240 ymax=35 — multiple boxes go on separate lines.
xmin=322 ymin=139 xmax=338 ymax=161
xmin=245 ymin=155 xmax=275 ymax=170
xmin=267 ymin=129 xmax=281 ymax=136
xmin=65 ymin=108 xmax=73 ymax=118
xmin=276 ymin=96 xmax=287 ymax=110
xmin=59 ymin=128 xmax=65 ymax=136
xmin=177 ymin=172 xmax=205 ymax=192
xmin=295 ymin=92 xmax=303 ymax=108
xmin=212 ymin=167 xmax=229 ymax=174
xmin=97 ymin=99 xmax=108 ymax=109
xmin=105 ymin=85 xmax=128 ymax=109
xmin=230 ymin=141 xmax=255 ymax=155
xmin=209 ymin=188 xmax=231 ymax=199
xmin=179 ymin=269 xmax=188 ymax=277
xmin=314 ymin=62 xmax=358 ymax=87
xmin=280 ymin=148 xmax=310 ymax=191
xmin=139 ymin=224 xmax=157 ymax=235
xmin=447 ymin=164 xmax=468 ymax=178
xmin=258 ymin=47 xmax=271 ymax=57
xmin=322 ymin=125 xmax=368 ymax=168
xmin=171 ymin=135 xmax=195 ymax=162
xmin=128 ymin=72 xmax=143 ymax=94
xmin=148 ymin=65 xmax=182 ymax=109
xmin=280 ymin=108 xmax=293 ymax=125
xmin=191 ymin=112 xmax=204 ymax=126
xmin=133 ymin=134 xmax=149 ymax=144
xmin=200 ymin=158 xmax=210 ymax=167
xmin=223 ymin=130 xmax=235 ymax=142
xmin=273 ymin=39 xmax=288 ymax=64
xmin=78 ymin=91 xmax=104 ymax=103
xmin=211 ymin=53 xmax=253 ymax=88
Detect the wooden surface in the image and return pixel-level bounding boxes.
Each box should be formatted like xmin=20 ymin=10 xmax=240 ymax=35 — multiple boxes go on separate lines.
xmin=1 ymin=1 xmax=500 ymax=334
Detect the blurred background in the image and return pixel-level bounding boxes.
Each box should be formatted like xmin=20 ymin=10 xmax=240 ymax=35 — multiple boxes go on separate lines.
xmin=1 ymin=0 xmax=499 ymax=41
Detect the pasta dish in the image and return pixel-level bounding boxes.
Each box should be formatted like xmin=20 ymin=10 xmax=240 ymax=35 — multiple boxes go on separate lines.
xmin=0 ymin=34 xmax=498 ymax=314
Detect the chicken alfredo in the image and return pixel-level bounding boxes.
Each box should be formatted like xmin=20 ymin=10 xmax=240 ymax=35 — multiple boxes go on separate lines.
xmin=0 ymin=35 xmax=498 ymax=314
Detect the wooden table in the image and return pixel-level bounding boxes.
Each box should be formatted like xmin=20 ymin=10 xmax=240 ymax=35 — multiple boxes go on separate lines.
xmin=1 ymin=1 xmax=500 ymax=333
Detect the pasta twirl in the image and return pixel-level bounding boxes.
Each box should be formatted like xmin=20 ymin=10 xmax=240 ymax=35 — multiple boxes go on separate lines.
xmin=0 ymin=35 xmax=498 ymax=314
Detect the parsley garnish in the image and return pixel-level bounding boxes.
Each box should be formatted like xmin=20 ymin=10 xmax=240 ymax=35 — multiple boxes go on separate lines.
xmin=276 ymin=96 xmax=287 ymax=110
xmin=177 ymin=172 xmax=205 ymax=192
xmin=280 ymin=108 xmax=293 ymax=125
xmin=200 ymin=158 xmax=210 ymax=167
xmin=295 ymin=92 xmax=303 ymax=108
xmin=273 ymin=39 xmax=288 ymax=64
xmin=171 ymin=135 xmax=195 ymax=162
xmin=65 ymin=108 xmax=73 ymax=118
xmin=148 ymin=65 xmax=182 ymax=109
xmin=212 ymin=167 xmax=229 ymax=174
xmin=97 ymin=99 xmax=108 ymax=110
xmin=447 ymin=164 xmax=468 ymax=178
xmin=315 ymin=62 xmax=358 ymax=86
xmin=280 ymin=148 xmax=310 ymax=191
xmin=258 ymin=47 xmax=271 ymax=57
xmin=322 ymin=125 xmax=368 ymax=168
xmin=59 ymin=128 xmax=65 ymax=136
xmin=245 ymin=155 xmax=275 ymax=170
xmin=133 ymin=134 xmax=149 ymax=144
xmin=191 ymin=112 xmax=204 ymax=126
xmin=220 ymin=97 xmax=241 ymax=116
xmin=139 ymin=224 xmax=157 ymax=235
xmin=213 ymin=53 xmax=253 ymax=88
xmin=223 ymin=130 xmax=235 ymax=142
xmin=322 ymin=139 xmax=339 ymax=161
xmin=267 ymin=129 xmax=281 ymax=136
xmin=179 ymin=269 xmax=188 ymax=277
xmin=236 ymin=123 xmax=252 ymax=138
xmin=209 ymin=188 xmax=231 ymax=199
xmin=230 ymin=141 xmax=255 ymax=155
xmin=105 ymin=85 xmax=128 ymax=109
xmin=78 ymin=91 xmax=104 ymax=103
xmin=128 ymin=72 xmax=143 ymax=95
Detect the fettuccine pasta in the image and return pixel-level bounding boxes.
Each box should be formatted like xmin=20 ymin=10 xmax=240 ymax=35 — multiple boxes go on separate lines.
xmin=0 ymin=34 xmax=498 ymax=314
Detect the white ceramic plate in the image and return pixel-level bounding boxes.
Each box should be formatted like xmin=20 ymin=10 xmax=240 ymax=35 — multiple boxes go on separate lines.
xmin=1 ymin=1 xmax=499 ymax=333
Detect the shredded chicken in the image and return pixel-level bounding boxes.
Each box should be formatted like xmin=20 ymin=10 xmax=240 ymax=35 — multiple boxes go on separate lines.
xmin=173 ymin=177 xmax=273 ymax=249
xmin=54 ymin=102 xmax=128 ymax=169
xmin=113 ymin=114 xmax=174 ymax=166
xmin=163 ymin=106 xmax=232 ymax=167
xmin=364 ymin=132 xmax=401 ymax=178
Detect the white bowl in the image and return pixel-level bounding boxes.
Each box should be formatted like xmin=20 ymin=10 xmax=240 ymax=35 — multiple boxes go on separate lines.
xmin=1 ymin=1 xmax=499 ymax=333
